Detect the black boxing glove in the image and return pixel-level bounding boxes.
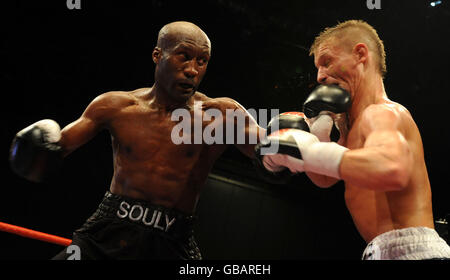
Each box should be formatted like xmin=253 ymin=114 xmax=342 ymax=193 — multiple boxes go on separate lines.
xmin=10 ymin=119 xmax=63 ymax=183
xmin=253 ymin=112 xmax=309 ymax=184
xmin=303 ymin=84 xmax=351 ymax=143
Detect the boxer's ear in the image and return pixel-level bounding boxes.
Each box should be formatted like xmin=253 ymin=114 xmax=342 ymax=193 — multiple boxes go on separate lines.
xmin=152 ymin=47 xmax=162 ymax=64
xmin=353 ymin=43 xmax=369 ymax=64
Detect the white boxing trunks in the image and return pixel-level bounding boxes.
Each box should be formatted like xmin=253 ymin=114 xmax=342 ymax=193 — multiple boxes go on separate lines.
xmin=362 ymin=227 xmax=450 ymax=260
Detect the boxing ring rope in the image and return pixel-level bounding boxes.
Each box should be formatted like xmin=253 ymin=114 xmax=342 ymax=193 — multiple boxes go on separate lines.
xmin=0 ymin=221 xmax=72 ymax=247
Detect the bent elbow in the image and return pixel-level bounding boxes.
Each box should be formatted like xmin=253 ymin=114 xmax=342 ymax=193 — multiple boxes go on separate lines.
xmin=306 ymin=172 xmax=338 ymax=189
xmin=383 ymin=164 xmax=410 ymax=191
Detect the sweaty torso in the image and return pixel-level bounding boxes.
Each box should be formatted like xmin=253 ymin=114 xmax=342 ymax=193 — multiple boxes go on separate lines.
xmin=107 ymin=88 xmax=228 ymax=214
xmin=344 ymin=101 xmax=434 ymax=242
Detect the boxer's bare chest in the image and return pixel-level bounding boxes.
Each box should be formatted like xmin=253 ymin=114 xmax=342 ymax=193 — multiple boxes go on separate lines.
xmin=107 ymin=100 xmax=223 ymax=163
xmin=345 ymin=117 xmax=365 ymax=150
xmin=342 ymin=116 xmax=366 ymax=194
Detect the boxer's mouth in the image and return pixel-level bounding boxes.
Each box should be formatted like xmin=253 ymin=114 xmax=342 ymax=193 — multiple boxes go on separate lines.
xmin=178 ymin=82 xmax=195 ymax=90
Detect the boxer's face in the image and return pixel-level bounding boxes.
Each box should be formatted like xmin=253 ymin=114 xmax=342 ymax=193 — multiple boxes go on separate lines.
xmin=314 ymin=38 xmax=364 ymax=97
xmin=154 ymin=35 xmax=210 ymax=103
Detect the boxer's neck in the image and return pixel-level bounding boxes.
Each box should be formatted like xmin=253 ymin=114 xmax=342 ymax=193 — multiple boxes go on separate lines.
xmin=149 ymin=84 xmax=192 ymax=112
xmin=348 ymin=74 xmax=387 ymax=126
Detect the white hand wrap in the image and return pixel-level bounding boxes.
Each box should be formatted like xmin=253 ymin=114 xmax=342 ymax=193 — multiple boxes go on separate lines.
xmin=305 ymin=142 xmax=348 ymax=179
xmin=263 ymin=153 xmax=305 ymax=173
xmin=288 ymin=130 xmax=349 ymax=179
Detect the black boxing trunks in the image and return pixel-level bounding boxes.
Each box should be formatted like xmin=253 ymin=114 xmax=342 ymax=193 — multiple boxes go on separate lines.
xmin=52 ymin=191 xmax=202 ymax=260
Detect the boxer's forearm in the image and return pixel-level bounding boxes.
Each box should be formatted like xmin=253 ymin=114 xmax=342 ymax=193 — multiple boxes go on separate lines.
xmin=234 ymin=110 xmax=265 ymax=159
xmin=235 ymin=143 xmax=257 ymax=159
xmin=59 ymin=117 xmax=101 ymax=157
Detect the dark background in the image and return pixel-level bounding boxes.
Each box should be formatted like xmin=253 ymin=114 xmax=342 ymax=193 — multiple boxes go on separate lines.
xmin=0 ymin=0 xmax=449 ymax=259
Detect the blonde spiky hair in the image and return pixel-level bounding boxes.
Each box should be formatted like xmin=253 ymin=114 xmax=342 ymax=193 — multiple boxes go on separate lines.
xmin=309 ymin=20 xmax=387 ymax=78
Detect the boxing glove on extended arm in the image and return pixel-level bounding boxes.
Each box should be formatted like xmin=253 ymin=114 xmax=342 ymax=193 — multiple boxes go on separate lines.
xmin=9 ymin=119 xmax=63 ymax=183
xmin=253 ymin=112 xmax=309 ymax=184
xmin=259 ymin=115 xmax=349 ymax=179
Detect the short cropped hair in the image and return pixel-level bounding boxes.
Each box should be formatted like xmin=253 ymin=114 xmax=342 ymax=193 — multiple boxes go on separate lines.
xmin=309 ymin=20 xmax=387 ymax=78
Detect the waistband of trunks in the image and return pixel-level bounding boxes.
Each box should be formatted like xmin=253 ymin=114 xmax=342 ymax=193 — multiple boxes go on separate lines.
xmin=79 ymin=191 xmax=197 ymax=240
xmin=362 ymin=227 xmax=450 ymax=260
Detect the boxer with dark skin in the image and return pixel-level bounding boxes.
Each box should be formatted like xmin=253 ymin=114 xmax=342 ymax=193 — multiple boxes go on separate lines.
xmin=11 ymin=21 xmax=262 ymax=259
xmin=59 ymin=21 xmax=259 ymax=214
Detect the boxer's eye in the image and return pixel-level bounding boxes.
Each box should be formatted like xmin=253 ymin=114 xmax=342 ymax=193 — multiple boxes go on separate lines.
xmin=198 ymin=57 xmax=208 ymax=66
xmin=178 ymin=52 xmax=190 ymax=61
xmin=319 ymin=56 xmax=331 ymax=67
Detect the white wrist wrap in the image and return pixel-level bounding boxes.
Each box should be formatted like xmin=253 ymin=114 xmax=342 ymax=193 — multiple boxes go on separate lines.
xmin=303 ymin=141 xmax=348 ymax=179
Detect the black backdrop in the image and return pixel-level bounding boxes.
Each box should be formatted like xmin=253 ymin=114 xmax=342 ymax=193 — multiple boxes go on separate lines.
xmin=0 ymin=0 xmax=449 ymax=260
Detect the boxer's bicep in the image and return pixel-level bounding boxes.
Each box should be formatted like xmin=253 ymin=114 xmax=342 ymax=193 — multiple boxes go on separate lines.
xmin=59 ymin=92 xmax=123 ymax=156
xmin=340 ymin=106 xmax=413 ymax=191
xmin=362 ymin=106 xmax=412 ymax=173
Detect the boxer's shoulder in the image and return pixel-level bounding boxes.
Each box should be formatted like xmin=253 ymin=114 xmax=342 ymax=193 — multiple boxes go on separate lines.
xmin=83 ymin=89 xmax=142 ymax=121
xmin=196 ymin=94 xmax=243 ymax=111
xmin=366 ymin=101 xmax=413 ymax=125
xmin=364 ymin=100 xmax=410 ymax=118
xmin=191 ymin=91 xmax=211 ymax=102
xmin=91 ymin=89 xmax=141 ymax=109
xmin=357 ymin=101 xmax=415 ymax=137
